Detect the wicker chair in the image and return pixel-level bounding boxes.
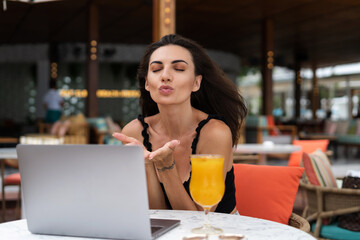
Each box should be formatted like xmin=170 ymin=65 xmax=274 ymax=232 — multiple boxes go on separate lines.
xmin=300 ymin=181 xmax=360 ymax=238
xmin=288 ymin=212 xmax=310 ymax=233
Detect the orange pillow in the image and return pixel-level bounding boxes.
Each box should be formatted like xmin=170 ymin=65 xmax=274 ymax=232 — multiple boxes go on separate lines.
xmin=288 ymin=150 xmax=303 ymax=166
xmin=288 ymin=139 xmax=329 ymax=166
xmin=293 ymin=139 xmax=329 ymax=152
xmin=234 ymin=164 xmax=304 ymax=224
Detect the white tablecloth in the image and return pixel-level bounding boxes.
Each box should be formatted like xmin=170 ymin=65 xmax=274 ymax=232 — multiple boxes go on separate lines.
xmin=0 ymin=210 xmax=315 ymax=240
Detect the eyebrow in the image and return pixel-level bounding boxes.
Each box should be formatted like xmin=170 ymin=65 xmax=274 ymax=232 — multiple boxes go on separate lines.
xmin=150 ymin=60 xmax=188 ymax=65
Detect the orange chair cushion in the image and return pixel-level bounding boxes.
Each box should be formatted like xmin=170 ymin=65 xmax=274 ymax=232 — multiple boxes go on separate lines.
xmin=288 ymin=139 xmax=329 ymax=166
xmin=234 ymin=164 xmax=304 ymax=224
xmin=4 ymin=172 xmax=21 ymax=185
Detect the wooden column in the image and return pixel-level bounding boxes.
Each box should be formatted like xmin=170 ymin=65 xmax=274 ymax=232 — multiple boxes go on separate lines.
xmin=261 ymin=18 xmax=274 ymax=116
xmin=153 ymin=0 xmax=176 ymax=42
xmin=87 ymin=2 xmax=99 ymax=117
xmin=294 ymin=63 xmax=301 ymax=118
xmin=311 ymin=66 xmax=319 ymax=119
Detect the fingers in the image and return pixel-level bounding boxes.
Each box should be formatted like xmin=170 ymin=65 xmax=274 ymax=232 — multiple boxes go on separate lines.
xmin=112 ymin=132 xmax=179 ymax=166
xmin=112 ymin=132 xmax=139 ymax=145
xmin=166 ymin=140 xmax=181 ymax=151
xmin=113 ymin=132 xmax=150 ymax=160
xmin=149 ymin=140 xmax=180 ymax=160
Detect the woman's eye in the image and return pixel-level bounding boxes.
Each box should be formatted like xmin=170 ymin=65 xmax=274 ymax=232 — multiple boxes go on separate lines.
xmin=175 ymin=69 xmax=184 ymax=72
xmin=152 ymin=69 xmax=161 ymax=73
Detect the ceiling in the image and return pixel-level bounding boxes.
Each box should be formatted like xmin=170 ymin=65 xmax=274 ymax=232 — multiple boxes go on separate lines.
xmin=1 ymin=0 xmax=360 ymax=68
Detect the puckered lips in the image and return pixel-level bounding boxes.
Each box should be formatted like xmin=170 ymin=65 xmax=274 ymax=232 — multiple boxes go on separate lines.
xmin=159 ymin=85 xmax=174 ymax=95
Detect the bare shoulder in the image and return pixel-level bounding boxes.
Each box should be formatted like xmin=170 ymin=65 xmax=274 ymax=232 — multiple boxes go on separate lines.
xmin=201 ymin=119 xmax=232 ymax=140
xmin=121 ymin=118 xmax=144 ymax=140
xmin=197 ymin=118 xmax=232 ymax=154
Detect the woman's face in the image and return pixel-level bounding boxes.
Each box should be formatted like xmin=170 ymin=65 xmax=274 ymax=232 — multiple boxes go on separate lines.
xmin=145 ymin=45 xmax=202 ymax=106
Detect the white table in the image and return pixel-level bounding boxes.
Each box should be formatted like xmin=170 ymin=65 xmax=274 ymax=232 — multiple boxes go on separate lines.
xmin=0 ymin=148 xmax=17 ymax=159
xmin=233 ymin=143 xmax=301 ymax=164
xmin=0 ymin=210 xmax=315 ymax=239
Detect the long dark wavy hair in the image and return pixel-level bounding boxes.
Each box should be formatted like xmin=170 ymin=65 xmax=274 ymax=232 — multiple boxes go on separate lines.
xmin=137 ymin=34 xmax=247 ymax=145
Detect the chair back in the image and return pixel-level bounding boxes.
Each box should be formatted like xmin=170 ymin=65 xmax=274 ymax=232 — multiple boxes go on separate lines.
xmin=288 ymin=139 xmax=329 ymax=166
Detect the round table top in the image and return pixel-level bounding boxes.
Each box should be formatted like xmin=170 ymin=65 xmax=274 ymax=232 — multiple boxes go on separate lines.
xmin=233 ymin=144 xmax=301 ymax=154
xmin=0 ymin=210 xmax=315 ymax=240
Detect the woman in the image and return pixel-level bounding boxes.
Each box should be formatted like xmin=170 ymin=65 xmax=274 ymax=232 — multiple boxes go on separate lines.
xmin=113 ymin=34 xmax=247 ymax=213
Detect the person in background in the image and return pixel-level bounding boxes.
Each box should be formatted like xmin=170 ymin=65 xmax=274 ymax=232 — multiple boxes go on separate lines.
xmin=43 ymin=78 xmax=64 ymax=124
xmin=113 ymin=34 xmax=247 ymax=213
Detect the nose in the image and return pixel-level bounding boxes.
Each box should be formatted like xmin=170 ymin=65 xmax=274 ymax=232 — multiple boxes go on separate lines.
xmin=161 ymin=68 xmax=172 ymax=82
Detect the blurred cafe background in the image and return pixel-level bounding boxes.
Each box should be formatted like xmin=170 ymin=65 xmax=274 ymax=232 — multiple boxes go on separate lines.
xmin=0 ymin=0 xmax=359 ymax=141
xmin=1 ymin=0 xmax=360 ymax=235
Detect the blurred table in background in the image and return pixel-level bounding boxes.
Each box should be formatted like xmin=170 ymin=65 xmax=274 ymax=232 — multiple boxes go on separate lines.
xmin=234 ymin=143 xmax=301 ymax=165
xmin=20 ymin=134 xmax=64 ymax=145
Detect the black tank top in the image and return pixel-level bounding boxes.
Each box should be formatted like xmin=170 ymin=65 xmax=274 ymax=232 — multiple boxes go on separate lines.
xmin=138 ymin=114 xmax=236 ymax=213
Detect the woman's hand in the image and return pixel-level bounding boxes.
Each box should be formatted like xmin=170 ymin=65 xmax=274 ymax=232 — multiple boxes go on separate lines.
xmin=112 ymin=132 xmax=151 ymax=162
xmin=149 ymin=140 xmax=180 ymax=169
xmin=112 ymin=132 xmax=180 ymax=168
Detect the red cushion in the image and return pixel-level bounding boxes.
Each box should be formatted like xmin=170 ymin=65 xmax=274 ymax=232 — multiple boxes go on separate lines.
xmin=4 ymin=172 xmax=21 ymax=185
xmin=234 ymin=164 xmax=304 ymax=224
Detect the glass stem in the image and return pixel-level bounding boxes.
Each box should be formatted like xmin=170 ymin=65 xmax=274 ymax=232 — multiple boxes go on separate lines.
xmin=203 ymin=207 xmax=211 ymax=228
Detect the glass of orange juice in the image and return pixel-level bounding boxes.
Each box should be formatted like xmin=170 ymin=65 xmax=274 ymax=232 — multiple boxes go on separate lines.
xmin=189 ymin=154 xmax=225 ymax=234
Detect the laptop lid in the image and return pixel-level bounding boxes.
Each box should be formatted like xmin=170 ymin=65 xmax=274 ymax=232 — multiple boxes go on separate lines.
xmin=17 ymin=144 xmax=178 ymax=240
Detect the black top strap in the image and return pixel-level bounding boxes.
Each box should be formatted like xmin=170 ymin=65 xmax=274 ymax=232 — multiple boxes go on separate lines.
xmin=138 ymin=115 xmax=152 ymax=152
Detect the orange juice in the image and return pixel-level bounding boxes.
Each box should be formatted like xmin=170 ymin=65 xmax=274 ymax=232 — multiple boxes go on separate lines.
xmin=189 ymin=155 xmax=225 ymax=207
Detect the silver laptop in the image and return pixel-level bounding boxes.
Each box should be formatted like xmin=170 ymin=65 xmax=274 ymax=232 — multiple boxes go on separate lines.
xmin=17 ymin=144 xmax=180 ymax=240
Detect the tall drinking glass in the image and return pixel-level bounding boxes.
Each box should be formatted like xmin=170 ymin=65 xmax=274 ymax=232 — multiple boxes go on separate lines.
xmin=189 ymin=154 xmax=225 ymax=234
